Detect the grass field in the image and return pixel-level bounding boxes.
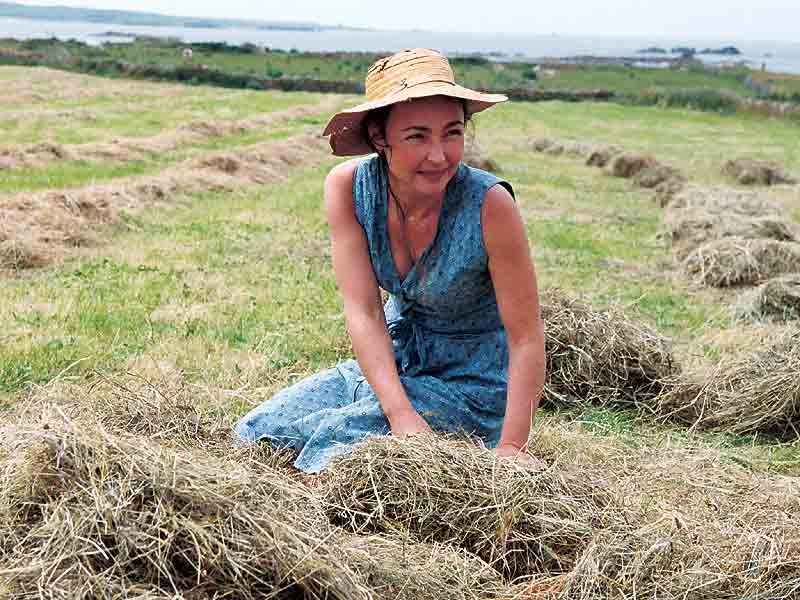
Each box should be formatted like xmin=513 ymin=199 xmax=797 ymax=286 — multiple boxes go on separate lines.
xmin=2 ymin=65 xmax=799 ymax=597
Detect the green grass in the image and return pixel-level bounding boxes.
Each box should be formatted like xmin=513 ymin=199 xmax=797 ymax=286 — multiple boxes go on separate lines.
xmin=536 ymin=64 xmax=756 ymax=96
xmin=1 ymin=67 xmax=800 ymax=473
xmin=0 ymin=78 xmax=324 ymax=144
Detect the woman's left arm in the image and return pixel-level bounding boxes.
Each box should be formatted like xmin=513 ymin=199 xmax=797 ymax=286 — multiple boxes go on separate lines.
xmin=482 ymin=184 xmax=546 ymax=461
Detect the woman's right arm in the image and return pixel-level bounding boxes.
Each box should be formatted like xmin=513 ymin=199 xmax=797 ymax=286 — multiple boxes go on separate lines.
xmin=323 ymin=161 xmax=431 ymax=436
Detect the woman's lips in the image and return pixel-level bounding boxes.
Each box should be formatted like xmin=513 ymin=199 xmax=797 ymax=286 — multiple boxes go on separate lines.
xmin=418 ymin=168 xmax=450 ymax=181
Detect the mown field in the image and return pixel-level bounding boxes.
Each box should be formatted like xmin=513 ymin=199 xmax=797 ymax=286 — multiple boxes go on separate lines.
xmin=2 ymin=65 xmax=800 ymax=598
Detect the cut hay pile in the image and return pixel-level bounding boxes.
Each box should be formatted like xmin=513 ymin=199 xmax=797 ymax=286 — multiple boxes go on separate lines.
xmin=604 ymin=152 xmax=659 ymax=179
xmin=540 ymin=289 xmax=678 ymax=408
xmin=0 ymin=104 xmax=329 ymax=171
xmin=683 ymin=237 xmax=800 ymax=287
xmin=323 ymin=434 xmax=614 ymax=579
xmin=586 ymin=145 xmax=624 ymax=168
xmin=340 ymin=534 xmax=503 ymax=599
xmin=633 ymin=163 xmax=686 ymax=190
xmin=0 ymin=416 xmax=509 ymax=599
xmin=0 ymin=417 xmax=370 ymax=599
xmin=739 ymin=274 xmax=800 ymax=321
xmin=663 ymin=184 xmax=775 ymax=215
xmin=655 ymin=329 xmax=800 ymax=439
xmin=530 ymin=137 xmax=594 ymax=159
xmin=722 ymin=158 xmax=797 ymax=186
xmin=661 ymin=210 xmax=800 ymax=259
xmin=463 ymin=140 xmax=501 ymax=172
xmin=0 ymin=133 xmax=328 ymax=270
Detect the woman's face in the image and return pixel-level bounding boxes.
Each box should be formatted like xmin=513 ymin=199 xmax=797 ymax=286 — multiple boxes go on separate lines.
xmin=377 ymin=95 xmax=466 ymax=198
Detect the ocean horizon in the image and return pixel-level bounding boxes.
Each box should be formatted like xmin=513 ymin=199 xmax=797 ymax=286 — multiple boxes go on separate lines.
xmin=2 ymin=16 xmax=800 ymax=75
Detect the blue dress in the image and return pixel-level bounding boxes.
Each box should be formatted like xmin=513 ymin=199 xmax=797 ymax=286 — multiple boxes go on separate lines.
xmin=234 ymin=155 xmax=514 ymax=472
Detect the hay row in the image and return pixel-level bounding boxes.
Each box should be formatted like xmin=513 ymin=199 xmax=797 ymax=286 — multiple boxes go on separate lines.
xmin=722 ymin=157 xmax=798 ymax=186
xmin=0 ymin=131 xmax=330 ymax=271
xmin=6 ymin=378 xmax=799 ymax=598
xmin=0 ymin=416 xmax=510 ymax=600
xmin=657 ymin=184 xmax=800 ymax=304
xmin=0 ymin=65 xmax=191 ymax=106
xmin=738 ymin=274 xmax=800 ymax=322
xmin=0 ymin=102 xmax=332 ymax=171
xmin=530 ymin=136 xmax=688 ymax=202
xmin=655 ymin=328 xmax=800 ymax=439
xmin=540 ymin=288 xmax=678 ymax=409
xmin=326 ymin=430 xmax=800 ymax=599
xmin=683 ymin=237 xmax=800 ymax=287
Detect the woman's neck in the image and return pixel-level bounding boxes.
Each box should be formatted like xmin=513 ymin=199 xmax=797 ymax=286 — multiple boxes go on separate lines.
xmin=386 ymin=172 xmax=445 ymax=220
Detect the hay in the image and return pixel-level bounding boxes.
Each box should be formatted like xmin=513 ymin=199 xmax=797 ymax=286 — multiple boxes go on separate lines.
xmin=586 ymin=145 xmax=624 ymax=168
xmin=661 ymin=184 xmax=774 ymax=215
xmin=323 ymin=434 xmax=614 ymax=579
xmin=340 ymin=533 xmax=503 ymax=600
xmin=0 ymin=133 xmax=328 ymax=270
xmin=562 ymin=141 xmax=594 ymax=159
xmin=604 ymin=152 xmax=659 ymax=179
xmin=531 ymin=137 xmax=558 ymax=152
xmin=653 ymin=177 xmax=688 ymax=207
xmin=660 ymin=211 xmax=800 ymax=259
xmin=633 ymin=164 xmax=685 ymax=189
xmin=739 ymin=274 xmax=800 ymax=322
xmin=722 ymin=158 xmax=797 ymax=186
xmin=463 ymin=140 xmax=501 ymax=173
xmin=540 ymin=289 xmax=678 ymax=408
xmin=683 ymin=238 xmax=800 ymax=287
xmin=656 ymin=329 xmax=800 ymax=438
xmin=0 ymin=104 xmax=330 ymax=171
xmin=0 ymin=417 xmax=371 ymax=599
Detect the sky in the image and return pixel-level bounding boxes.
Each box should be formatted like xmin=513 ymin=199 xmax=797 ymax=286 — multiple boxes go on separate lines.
xmin=11 ymin=1 xmax=800 ymax=41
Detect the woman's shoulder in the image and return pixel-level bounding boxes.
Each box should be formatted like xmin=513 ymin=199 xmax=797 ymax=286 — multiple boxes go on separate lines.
xmin=454 ymin=163 xmax=515 ymax=204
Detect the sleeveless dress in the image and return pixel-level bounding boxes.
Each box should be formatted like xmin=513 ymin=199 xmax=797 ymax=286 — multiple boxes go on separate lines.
xmin=234 ymin=155 xmax=514 ymax=473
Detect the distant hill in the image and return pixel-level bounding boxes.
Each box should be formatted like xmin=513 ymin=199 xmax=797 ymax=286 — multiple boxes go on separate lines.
xmin=0 ymin=1 xmax=331 ymax=31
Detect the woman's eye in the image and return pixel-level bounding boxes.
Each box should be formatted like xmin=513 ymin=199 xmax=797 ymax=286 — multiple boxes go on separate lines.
xmin=447 ymin=129 xmax=464 ymax=137
xmin=406 ymin=134 xmax=424 ymax=140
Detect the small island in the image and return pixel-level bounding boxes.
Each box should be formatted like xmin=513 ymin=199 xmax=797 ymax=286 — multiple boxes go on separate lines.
xmin=699 ymin=46 xmax=742 ymax=56
xmin=671 ymin=46 xmax=696 ymax=56
xmin=637 ymin=46 xmax=668 ymax=54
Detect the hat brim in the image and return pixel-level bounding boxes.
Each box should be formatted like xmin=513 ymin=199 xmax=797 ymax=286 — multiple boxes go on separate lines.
xmin=322 ymin=82 xmax=507 ymax=156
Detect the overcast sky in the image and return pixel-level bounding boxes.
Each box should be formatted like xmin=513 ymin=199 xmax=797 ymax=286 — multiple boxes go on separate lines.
xmin=12 ymin=1 xmax=800 ymax=41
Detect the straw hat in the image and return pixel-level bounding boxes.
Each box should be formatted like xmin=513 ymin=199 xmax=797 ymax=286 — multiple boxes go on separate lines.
xmin=322 ymin=48 xmax=508 ymax=156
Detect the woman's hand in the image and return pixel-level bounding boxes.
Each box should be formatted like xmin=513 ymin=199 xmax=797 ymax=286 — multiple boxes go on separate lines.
xmin=389 ymin=407 xmax=433 ymax=438
xmin=495 ymin=444 xmax=547 ymax=471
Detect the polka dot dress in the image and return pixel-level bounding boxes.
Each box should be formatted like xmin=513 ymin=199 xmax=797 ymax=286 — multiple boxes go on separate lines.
xmin=234 ymin=156 xmax=514 ymax=472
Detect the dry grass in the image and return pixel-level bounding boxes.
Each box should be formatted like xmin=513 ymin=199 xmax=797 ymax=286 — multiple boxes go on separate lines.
xmin=722 ymin=158 xmax=797 ymax=186
xmin=323 ymin=433 xmax=615 ymax=579
xmin=339 ymin=533 xmax=503 ymax=600
xmin=0 ymin=104 xmax=330 ymax=171
xmin=0 ymin=133 xmax=329 ymax=270
xmin=463 ymin=139 xmax=502 ymax=173
xmin=0 ymin=65 xmax=189 ymax=107
xmin=661 ymin=211 xmax=800 ymax=260
xmin=656 ymin=329 xmax=800 ymax=438
xmin=585 ymin=145 xmax=624 ymax=168
xmin=541 ymin=289 xmax=678 ymax=409
xmin=738 ymin=274 xmax=800 ymax=322
xmin=664 ymin=184 xmax=778 ymax=215
xmin=683 ymin=238 xmax=800 ymax=287
xmin=0 ymin=416 xmax=370 ymax=599
xmin=604 ymin=152 xmax=659 ymax=179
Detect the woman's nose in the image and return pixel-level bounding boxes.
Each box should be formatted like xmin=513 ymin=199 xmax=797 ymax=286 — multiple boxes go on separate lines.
xmin=427 ymin=142 xmax=446 ymax=163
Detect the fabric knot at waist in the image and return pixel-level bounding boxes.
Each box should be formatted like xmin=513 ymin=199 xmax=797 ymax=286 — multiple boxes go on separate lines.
xmin=386 ymin=304 xmax=504 ymax=375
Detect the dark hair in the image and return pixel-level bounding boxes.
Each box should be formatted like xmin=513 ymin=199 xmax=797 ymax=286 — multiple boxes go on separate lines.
xmin=361 ymin=97 xmax=473 ymax=154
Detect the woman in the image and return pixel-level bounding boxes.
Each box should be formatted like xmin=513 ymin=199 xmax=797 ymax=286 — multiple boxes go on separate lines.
xmin=235 ymin=48 xmax=545 ymax=472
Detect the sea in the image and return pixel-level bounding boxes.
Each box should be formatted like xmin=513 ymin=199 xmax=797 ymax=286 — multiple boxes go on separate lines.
xmin=2 ymin=16 xmax=799 ymax=75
